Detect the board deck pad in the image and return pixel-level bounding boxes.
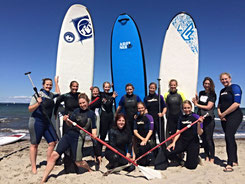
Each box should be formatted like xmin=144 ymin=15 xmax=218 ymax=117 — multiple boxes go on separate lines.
xmin=0 ymin=133 xmax=26 ymax=146
xmin=111 ymin=14 xmax=147 ymax=107
xmin=159 ymin=12 xmax=199 ymax=102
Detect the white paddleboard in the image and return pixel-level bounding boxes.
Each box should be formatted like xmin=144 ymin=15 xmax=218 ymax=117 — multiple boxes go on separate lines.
xmin=56 ymin=4 xmax=94 ymax=96
xmin=0 ymin=133 xmax=26 ymax=146
xmin=159 ymin=12 xmax=199 ymax=102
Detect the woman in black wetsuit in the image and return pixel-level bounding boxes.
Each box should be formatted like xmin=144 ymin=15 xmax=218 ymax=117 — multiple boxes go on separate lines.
xmin=41 ymin=93 xmax=97 ymax=183
xmin=105 ymin=113 xmax=135 ymax=172
xmin=192 ymin=77 xmax=216 ymax=163
xmin=54 ymin=81 xmax=80 ymax=136
xmin=134 ymin=102 xmax=155 ymax=166
xmin=217 ymin=72 xmax=243 ymax=172
xmin=166 ymin=100 xmax=204 ymax=170
xmin=97 ymin=82 xmax=117 ymax=161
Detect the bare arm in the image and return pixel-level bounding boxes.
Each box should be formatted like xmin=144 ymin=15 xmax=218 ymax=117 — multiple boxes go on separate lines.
xmin=28 ymin=97 xmax=42 ymax=112
xmin=54 ymin=76 xmax=60 ymax=94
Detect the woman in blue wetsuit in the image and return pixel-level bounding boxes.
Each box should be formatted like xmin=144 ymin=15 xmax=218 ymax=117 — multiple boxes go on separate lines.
xmin=217 ymin=72 xmax=243 ymax=172
xmin=144 ymin=82 xmax=167 ymax=143
xmin=28 ymin=77 xmax=60 ymax=174
xmin=134 ymin=102 xmax=154 ymax=166
xmin=192 ymin=77 xmax=216 ymax=163
xmin=54 ymin=81 xmax=80 ymax=136
xmin=41 ymin=93 xmax=97 ymax=183
xmin=166 ymin=100 xmax=204 ymax=170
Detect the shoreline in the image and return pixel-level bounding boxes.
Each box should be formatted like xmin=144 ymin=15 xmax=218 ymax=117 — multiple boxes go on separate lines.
xmin=0 ymin=139 xmax=245 ymax=183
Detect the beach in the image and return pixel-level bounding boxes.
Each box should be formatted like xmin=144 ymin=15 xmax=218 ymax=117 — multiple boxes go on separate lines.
xmin=0 ymin=139 xmax=245 ymax=184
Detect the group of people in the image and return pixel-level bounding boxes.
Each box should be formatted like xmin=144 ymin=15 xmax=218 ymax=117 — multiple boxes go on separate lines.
xmin=27 ymin=72 xmax=243 ymax=183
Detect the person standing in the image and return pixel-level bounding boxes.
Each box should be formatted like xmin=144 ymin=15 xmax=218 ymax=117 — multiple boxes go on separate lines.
xmin=217 ymin=72 xmax=243 ymax=172
xmin=28 ymin=77 xmax=60 ymax=174
xmin=192 ymin=77 xmax=216 ymax=163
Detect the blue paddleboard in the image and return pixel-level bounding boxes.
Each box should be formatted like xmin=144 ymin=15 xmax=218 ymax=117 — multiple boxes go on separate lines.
xmin=111 ymin=13 xmax=147 ymax=107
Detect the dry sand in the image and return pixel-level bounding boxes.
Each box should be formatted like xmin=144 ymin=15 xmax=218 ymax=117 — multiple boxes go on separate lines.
xmin=0 ymin=139 xmax=245 ymax=184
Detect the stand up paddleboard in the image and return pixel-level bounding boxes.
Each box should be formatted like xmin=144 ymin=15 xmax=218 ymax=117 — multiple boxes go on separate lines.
xmin=159 ymin=12 xmax=199 ymax=102
xmin=159 ymin=12 xmax=199 ymax=141
xmin=111 ymin=14 xmax=147 ymax=107
xmin=0 ymin=133 xmax=26 ymax=146
xmin=56 ymin=4 xmax=94 ymax=136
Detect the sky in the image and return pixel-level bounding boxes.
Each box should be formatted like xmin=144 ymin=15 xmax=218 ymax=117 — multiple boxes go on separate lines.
xmin=0 ymin=0 xmax=244 ymax=107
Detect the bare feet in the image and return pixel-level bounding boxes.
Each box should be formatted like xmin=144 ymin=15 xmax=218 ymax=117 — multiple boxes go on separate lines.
xmin=205 ymin=157 xmax=209 ymax=162
xmin=32 ymin=167 xmax=37 ymax=174
xmin=209 ymin=158 xmax=214 ymax=164
xmin=233 ymin=162 xmax=238 ymax=166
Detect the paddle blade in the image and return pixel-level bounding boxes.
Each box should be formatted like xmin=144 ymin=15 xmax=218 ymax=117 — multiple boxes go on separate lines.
xmin=138 ymin=165 xmax=162 ymax=180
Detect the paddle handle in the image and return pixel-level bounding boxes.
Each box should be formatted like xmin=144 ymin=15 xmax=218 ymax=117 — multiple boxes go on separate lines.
xmin=135 ymin=113 xmax=208 ymax=162
xmin=67 ymin=119 xmax=138 ymax=166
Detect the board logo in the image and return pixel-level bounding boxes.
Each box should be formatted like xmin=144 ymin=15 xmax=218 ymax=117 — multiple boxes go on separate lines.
xmin=119 ymin=41 xmax=132 ymax=49
xmin=64 ymin=32 xmax=75 ymax=43
xmin=178 ymin=23 xmax=194 ymax=41
xmin=73 ymin=16 xmax=93 ymax=41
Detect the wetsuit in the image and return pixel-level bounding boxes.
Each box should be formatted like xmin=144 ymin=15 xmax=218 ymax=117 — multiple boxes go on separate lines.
xmin=134 ymin=114 xmax=154 ymax=166
xmin=197 ymin=90 xmax=216 ymax=159
xmin=119 ymin=94 xmax=141 ymax=132
xmin=144 ymin=93 xmax=166 ymax=142
xmin=55 ymin=108 xmax=96 ymax=162
xmin=218 ymin=84 xmax=243 ymax=166
xmin=166 ymin=113 xmax=201 ymax=169
xmin=164 ymin=90 xmax=185 ymax=135
xmin=54 ymin=92 xmax=80 ymax=135
xmin=97 ymin=92 xmax=115 ymax=156
xmin=105 ymin=126 xmax=132 ymax=168
xmin=29 ymin=89 xmax=59 ymax=145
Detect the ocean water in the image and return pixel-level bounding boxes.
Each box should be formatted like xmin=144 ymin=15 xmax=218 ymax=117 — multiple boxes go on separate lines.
xmin=0 ymin=103 xmax=245 ymax=138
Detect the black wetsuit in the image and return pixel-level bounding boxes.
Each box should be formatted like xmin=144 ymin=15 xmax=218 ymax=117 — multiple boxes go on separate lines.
xmin=164 ymin=91 xmax=185 ymax=135
xmin=105 ymin=127 xmax=132 ymax=168
xmin=197 ymin=90 xmax=216 ymax=159
xmin=218 ymin=84 xmax=243 ymax=166
xmin=166 ymin=113 xmax=201 ymax=170
xmin=144 ymin=93 xmax=166 ymax=142
xmin=54 ymin=92 xmax=80 ymax=135
xmin=134 ymin=114 xmax=154 ymax=166
xmin=97 ymin=92 xmax=115 ymax=156
xmin=119 ymin=94 xmax=141 ymax=132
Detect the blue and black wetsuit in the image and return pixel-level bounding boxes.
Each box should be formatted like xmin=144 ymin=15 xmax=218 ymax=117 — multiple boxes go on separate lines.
xmin=54 ymin=92 xmax=80 ymax=135
xmin=144 ymin=93 xmax=166 ymax=142
xmin=55 ymin=108 xmax=96 ymax=162
xmin=166 ymin=113 xmax=202 ymax=169
xmin=218 ymin=84 xmax=243 ymax=166
xmin=134 ymin=114 xmax=154 ymax=166
xmin=164 ymin=90 xmax=185 ymax=135
xmin=197 ymin=90 xmax=216 ymax=159
xmin=29 ymin=89 xmax=59 ymax=145
xmin=119 ymin=94 xmax=141 ymax=132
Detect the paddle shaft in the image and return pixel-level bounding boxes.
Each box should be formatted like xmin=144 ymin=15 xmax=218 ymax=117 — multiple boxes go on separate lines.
xmin=135 ymin=113 xmax=208 ymax=162
xmin=157 ymin=78 xmax=162 ymax=141
xmin=66 ymin=119 xmax=138 ymax=166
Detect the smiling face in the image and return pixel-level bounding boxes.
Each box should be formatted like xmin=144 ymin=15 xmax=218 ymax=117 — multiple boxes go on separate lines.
xmin=103 ymin=83 xmax=111 ymax=93
xmin=203 ymin=80 xmax=211 ymax=92
xmin=149 ymin=84 xmax=156 ymax=95
xmin=43 ymin=80 xmax=53 ymax=92
xmin=137 ymin=103 xmax=145 ymax=115
xmin=183 ymin=103 xmax=192 ymax=115
xmin=169 ymin=81 xmax=177 ymax=93
xmin=92 ymin=87 xmax=99 ymax=97
xmin=220 ymin=74 xmax=231 ymax=87
xmin=78 ymin=98 xmax=89 ymax=110
xmin=70 ymin=82 xmax=79 ymax=93
xmin=126 ymin=86 xmax=134 ymax=95
xmin=117 ymin=116 xmax=126 ymax=130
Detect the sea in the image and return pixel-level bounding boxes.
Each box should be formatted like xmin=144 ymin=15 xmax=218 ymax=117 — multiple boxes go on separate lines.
xmin=0 ymin=103 xmax=245 ymax=139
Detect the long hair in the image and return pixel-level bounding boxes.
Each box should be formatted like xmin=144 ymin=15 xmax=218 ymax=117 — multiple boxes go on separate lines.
xmin=203 ymin=77 xmax=215 ymax=93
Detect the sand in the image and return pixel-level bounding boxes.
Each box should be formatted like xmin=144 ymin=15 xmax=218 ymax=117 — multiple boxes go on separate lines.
xmin=0 ymin=139 xmax=245 ymax=184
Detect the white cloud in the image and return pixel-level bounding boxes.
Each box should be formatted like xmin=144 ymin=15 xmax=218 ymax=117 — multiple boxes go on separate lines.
xmin=0 ymin=96 xmax=31 ymax=103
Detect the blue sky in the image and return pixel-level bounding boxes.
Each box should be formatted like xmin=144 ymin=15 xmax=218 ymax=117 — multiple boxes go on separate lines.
xmin=0 ymin=0 xmax=244 ymax=107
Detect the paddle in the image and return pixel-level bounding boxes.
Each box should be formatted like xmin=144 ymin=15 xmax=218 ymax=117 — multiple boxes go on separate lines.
xmin=66 ymin=118 xmax=162 ymax=180
xmin=135 ymin=113 xmax=209 ymax=163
